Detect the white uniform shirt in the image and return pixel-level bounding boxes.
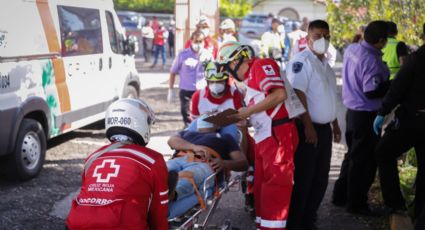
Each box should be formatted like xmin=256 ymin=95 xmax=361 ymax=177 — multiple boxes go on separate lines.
xmin=286 ymin=48 xmax=338 ymax=124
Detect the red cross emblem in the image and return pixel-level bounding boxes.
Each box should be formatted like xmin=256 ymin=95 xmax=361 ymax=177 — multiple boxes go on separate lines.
xmin=262 ymin=64 xmax=276 ymax=76
xmin=93 ymin=159 xmax=120 ymax=183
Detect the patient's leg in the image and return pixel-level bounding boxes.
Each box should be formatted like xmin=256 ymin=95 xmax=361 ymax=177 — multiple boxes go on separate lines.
xmin=175 ymin=162 xmax=214 ymax=200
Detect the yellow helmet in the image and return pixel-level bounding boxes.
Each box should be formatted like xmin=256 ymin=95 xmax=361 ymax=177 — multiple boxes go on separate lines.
xmin=204 ymin=61 xmax=229 ymax=81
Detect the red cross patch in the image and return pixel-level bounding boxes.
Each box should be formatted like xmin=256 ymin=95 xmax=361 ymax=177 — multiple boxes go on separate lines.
xmin=262 ymin=64 xmax=276 ymax=76
xmin=93 ymin=159 xmax=120 ymax=183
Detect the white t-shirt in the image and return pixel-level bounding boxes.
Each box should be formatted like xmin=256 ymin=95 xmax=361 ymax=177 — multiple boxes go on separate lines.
xmin=286 ymin=48 xmax=338 ymax=124
xmin=141 ymin=26 xmax=154 ymax=39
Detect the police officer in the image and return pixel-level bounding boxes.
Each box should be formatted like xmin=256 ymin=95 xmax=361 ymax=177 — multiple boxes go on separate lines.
xmin=286 ymin=20 xmax=341 ymax=230
xmin=373 ymin=23 xmax=425 ymax=229
xmin=382 ymin=21 xmax=409 ymax=80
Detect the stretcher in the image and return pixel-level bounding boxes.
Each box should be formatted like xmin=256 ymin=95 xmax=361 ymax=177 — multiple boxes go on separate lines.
xmin=168 ymin=170 xmax=245 ymax=230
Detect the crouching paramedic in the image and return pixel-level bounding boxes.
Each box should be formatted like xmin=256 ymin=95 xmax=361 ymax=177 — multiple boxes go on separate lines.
xmin=189 ymin=61 xmax=256 ymax=212
xmin=218 ymin=41 xmax=299 ymax=230
xmin=167 ymin=115 xmax=248 ymax=204
xmin=66 ymin=99 xmax=177 ymax=230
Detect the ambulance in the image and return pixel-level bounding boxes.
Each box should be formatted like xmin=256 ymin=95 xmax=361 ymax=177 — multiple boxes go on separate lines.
xmin=0 ymin=0 xmax=141 ymax=180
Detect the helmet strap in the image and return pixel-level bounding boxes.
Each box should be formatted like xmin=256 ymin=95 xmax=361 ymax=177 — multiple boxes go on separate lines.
xmin=225 ymin=58 xmax=244 ymax=82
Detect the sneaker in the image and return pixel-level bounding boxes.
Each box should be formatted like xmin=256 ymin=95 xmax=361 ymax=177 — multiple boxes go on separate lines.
xmin=150 ymin=64 xmax=156 ymax=69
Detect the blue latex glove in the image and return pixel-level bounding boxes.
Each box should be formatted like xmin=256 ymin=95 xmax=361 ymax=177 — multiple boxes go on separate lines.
xmin=373 ymin=115 xmax=385 ymax=135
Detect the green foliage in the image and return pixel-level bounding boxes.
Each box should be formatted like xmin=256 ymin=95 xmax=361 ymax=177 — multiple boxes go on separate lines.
xmin=113 ymin=0 xmax=174 ymax=13
xmin=113 ymin=0 xmax=253 ymax=18
xmin=220 ymin=0 xmax=253 ymax=18
xmin=326 ymin=0 xmax=425 ymax=48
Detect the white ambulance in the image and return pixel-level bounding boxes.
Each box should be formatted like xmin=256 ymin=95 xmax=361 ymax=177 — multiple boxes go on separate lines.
xmin=0 ymin=0 xmax=141 ymax=180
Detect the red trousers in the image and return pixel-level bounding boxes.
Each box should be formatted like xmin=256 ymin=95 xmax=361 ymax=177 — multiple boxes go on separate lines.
xmin=255 ymin=122 xmax=298 ymax=230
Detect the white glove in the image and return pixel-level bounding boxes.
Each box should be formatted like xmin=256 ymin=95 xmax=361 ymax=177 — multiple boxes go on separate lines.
xmin=167 ymin=88 xmax=175 ymax=103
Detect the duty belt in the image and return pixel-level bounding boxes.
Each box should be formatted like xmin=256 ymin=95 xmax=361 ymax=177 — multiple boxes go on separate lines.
xmin=272 ymin=117 xmax=292 ymax=127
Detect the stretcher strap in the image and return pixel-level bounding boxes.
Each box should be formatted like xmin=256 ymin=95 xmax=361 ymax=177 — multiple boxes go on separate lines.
xmin=178 ymin=171 xmax=206 ymax=210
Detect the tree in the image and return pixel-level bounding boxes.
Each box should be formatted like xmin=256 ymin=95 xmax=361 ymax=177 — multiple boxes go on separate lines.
xmin=326 ymin=0 xmax=425 ymax=49
xmin=220 ymin=0 xmax=254 ymax=18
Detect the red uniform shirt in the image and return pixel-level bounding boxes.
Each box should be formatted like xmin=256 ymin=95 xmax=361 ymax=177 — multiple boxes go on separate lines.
xmin=245 ymin=57 xmax=289 ymax=120
xmin=191 ymin=85 xmax=243 ymax=118
xmin=67 ymin=143 xmax=168 ymax=230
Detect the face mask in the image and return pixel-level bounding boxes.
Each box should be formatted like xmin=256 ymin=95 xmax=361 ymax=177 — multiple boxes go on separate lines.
xmin=277 ymin=25 xmax=285 ymax=34
xmin=223 ymin=33 xmax=233 ymax=41
xmin=208 ymin=83 xmax=226 ymax=95
xmin=312 ymin=37 xmax=329 ymax=55
xmin=191 ymin=43 xmax=202 ymax=53
xmin=201 ymin=28 xmax=210 ymax=36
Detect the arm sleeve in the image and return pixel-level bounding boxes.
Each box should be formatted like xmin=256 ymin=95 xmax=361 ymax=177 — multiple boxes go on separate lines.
xmin=286 ymin=59 xmax=309 ymax=93
xmin=191 ymin=91 xmax=200 ymax=118
xmin=232 ymin=90 xmax=244 ymax=109
xmin=378 ymin=53 xmax=416 ymax=115
xmin=362 ymin=61 xmax=389 ymax=93
xmin=224 ymin=134 xmax=241 ymax=152
xmin=170 ymin=53 xmax=181 ymax=74
xmin=148 ymin=158 xmax=169 ymax=230
xmin=184 ymin=40 xmax=191 ymax=49
xmin=253 ymin=60 xmax=284 ymax=92
xmin=396 ymin=42 xmax=409 ymax=58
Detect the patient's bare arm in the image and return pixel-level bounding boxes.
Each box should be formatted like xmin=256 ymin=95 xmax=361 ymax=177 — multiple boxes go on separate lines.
xmin=215 ymin=150 xmax=248 ymax=172
xmin=167 ymin=135 xmax=209 ymax=153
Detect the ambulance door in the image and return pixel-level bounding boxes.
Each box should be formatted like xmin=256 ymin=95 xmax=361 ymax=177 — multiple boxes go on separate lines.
xmin=57 ymin=5 xmax=110 ymax=126
xmin=104 ymin=10 xmax=137 ymax=99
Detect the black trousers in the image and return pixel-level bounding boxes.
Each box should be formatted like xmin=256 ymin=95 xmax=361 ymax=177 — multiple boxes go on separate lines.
xmin=375 ymin=113 xmax=425 ymax=219
xmin=142 ymin=37 xmax=153 ymax=62
xmin=179 ymin=89 xmax=195 ymax=127
xmin=332 ymin=109 xmax=378 ymax=209
xmin=287 ymin=121 xmax=332 ymax=230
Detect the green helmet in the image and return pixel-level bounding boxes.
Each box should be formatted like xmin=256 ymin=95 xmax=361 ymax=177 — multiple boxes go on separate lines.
xmin=204 ymin=61 xmax=229 ymax=81
xmin=217 ymin=41 xmax=253 ymax=64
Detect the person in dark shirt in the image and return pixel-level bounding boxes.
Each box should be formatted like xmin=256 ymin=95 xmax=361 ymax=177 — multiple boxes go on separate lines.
xmin=374 ymin=23 xmax=425 ymax=229
xmin=167 ymin=115 xmax=248 ymax=201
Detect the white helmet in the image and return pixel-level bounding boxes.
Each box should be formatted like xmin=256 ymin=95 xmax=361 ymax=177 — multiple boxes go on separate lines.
xmin=220 ymin=19 xmax=235 ymax=31
xmin=105 ymin=98 xmax=155 ymax=145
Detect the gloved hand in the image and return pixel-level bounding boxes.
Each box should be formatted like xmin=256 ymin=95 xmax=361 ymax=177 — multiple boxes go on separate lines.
xmin=167 ymin=88 xmax=175 ymax=103
xmin=373 ymin=115 xmax=385 ymax=135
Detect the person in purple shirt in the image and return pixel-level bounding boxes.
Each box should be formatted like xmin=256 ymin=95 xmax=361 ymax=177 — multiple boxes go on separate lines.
xmin=332 ymin=21 xmax=390 ymax=216
xmin=168 ymin=31 xmax=211 ymax=128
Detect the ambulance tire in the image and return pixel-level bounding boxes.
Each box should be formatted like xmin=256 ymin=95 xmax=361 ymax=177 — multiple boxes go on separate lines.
xmin=4 ymin=119 xmax=46 ymax=181
xmin=123 ymin=85 xmax=139 ymax=99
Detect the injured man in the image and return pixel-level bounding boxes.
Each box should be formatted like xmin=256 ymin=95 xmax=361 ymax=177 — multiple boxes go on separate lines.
xmin=167 ymin=115 xmax=248 ymax=207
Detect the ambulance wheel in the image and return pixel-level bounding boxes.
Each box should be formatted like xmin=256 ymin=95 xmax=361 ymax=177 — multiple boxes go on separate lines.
xmin=4 ymin=118 xmax=46 ymax=181
xmin=123 ymin=85 xmax=139 ymax=99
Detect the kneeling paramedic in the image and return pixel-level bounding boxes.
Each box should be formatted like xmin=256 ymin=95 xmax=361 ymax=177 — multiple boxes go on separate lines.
xmin=218 ymin=41 xmax=299 ymax=230
xmin=66 ymin=99 xmax=177 ymax=230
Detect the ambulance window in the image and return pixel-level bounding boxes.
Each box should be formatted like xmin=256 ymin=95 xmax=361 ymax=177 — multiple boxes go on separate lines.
xmin=105 ymin=11 xmax=121 ymax=54
xmin=58 ymin=6 xmax=103 ymax=56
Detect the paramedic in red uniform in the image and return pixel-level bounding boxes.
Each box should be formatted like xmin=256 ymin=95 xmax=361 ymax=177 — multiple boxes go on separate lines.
xmin=66 ymin=98 xmax=177 ymax=230
xmin=190 ymin=61 xmax=256 ymax=212
xmin=218 ymin=41 xmax=299 ymax=230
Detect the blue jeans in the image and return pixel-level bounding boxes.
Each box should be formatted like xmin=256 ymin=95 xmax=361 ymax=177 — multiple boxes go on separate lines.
xmin=167 ymin=156 xmax=214 ymax=200
xmin=152 ymin=44 xmax=166 ymax=66
xmin=186 ymin=120 xmax=240 ymax=144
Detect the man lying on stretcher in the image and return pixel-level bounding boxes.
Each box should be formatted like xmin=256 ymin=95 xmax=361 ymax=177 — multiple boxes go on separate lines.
xmin=167 ymin=114 xmax=248 ymax=203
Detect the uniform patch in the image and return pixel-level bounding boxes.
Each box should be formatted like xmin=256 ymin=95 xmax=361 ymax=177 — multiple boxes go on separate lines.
xmin=372 ymin=76 xmax=380 ymax=86
xmin=262 ymin=64 xmax=276 ymax=76
xmin=292 ymin=62 xmax=303 ymax=74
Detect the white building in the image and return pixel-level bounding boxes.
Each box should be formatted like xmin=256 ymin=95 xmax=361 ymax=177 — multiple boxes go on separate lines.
xmin=252 ymin=0 xmax=327 ymax=21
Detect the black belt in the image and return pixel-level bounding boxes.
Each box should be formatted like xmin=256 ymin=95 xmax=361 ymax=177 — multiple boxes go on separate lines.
xmin=272 ymin=117 xmax=292 ymax=127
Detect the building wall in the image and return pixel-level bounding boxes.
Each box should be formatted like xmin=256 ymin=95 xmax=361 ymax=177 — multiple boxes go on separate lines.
xmin=253 ymin=0 xmax=326 ymax=21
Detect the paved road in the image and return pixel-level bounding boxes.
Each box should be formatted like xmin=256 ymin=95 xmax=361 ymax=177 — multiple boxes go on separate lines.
xmin=0 ymin=60 xmax=379 ymax=229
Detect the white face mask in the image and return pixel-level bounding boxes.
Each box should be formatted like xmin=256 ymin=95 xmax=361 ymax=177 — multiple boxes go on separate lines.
xmin=201 ymin=28 xmax=210 ymax=36
xmin=208 ymin=82 xmax=226 ymax=95
xmin=312 ymin=37 xmax=330 ymax=55
xmin=223 ymin=33 xmax=233 ymax=41
xmin=191 ymin=43 xmax=203 ymax=53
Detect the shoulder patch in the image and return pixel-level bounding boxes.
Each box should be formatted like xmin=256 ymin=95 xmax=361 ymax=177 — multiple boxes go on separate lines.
xmin=261 ymin=64 xmax=276 ymax=76
xmin=292 ymin=62 xmax=303 ymax=74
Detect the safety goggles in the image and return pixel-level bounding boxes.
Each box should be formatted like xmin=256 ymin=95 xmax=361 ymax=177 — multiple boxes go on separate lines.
xmin=206 ymin=70 xmax=230 ymax=81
